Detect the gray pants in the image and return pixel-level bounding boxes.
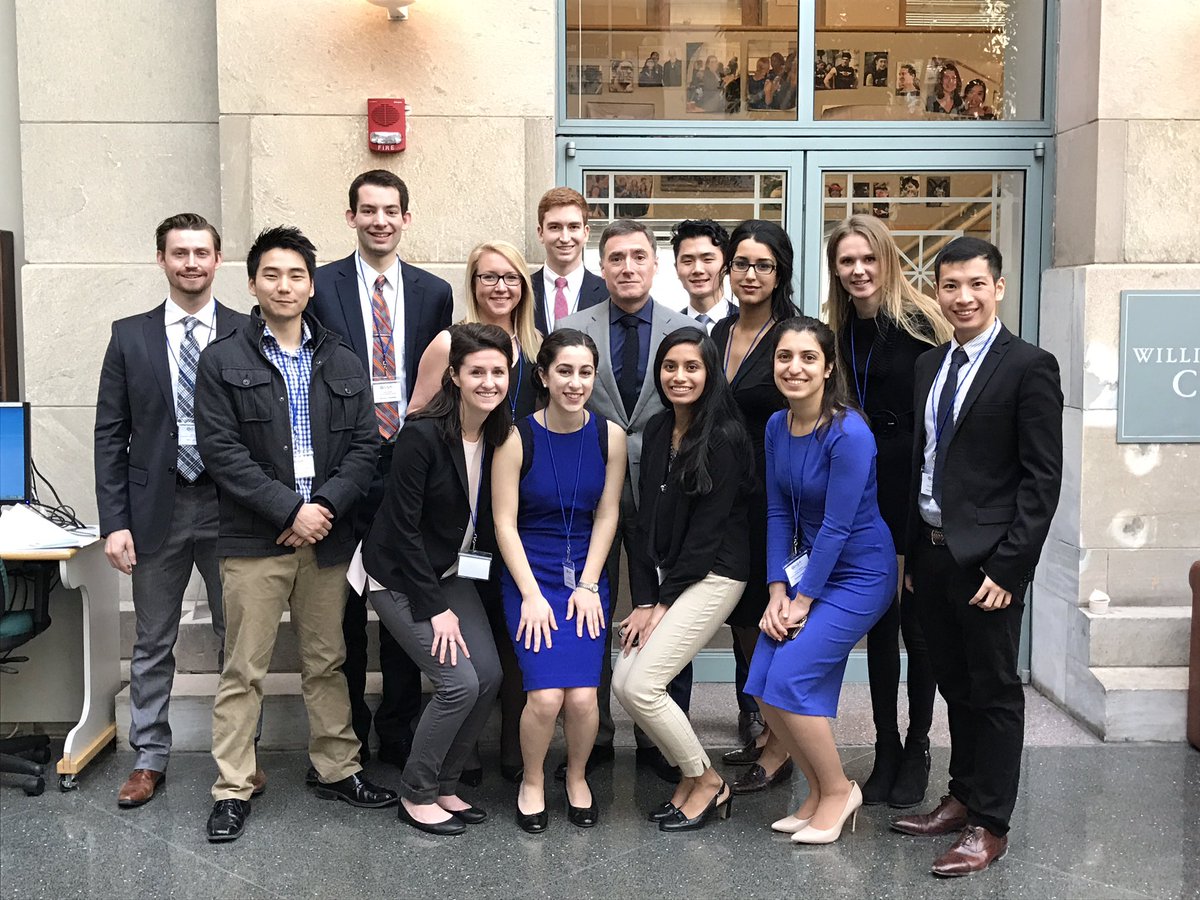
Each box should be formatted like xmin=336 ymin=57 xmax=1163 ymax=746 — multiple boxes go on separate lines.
xmin=128 ymin=479 xmax=222 ymax=772
xmin=369 ymin=578 xmax=501 ymax=804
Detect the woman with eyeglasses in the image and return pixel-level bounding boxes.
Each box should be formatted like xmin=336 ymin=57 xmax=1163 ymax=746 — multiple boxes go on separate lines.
xmin=409 ymin=240 xmax=544 ymax=787
xmin=710 ymin=220 xmax=794 ymax=797
xmin=824 ymin=214 xmax=952 ymax=809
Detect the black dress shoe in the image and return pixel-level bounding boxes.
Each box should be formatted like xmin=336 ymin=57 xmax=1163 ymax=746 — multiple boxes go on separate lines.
xmin=398 ymin=801 xmax=465 ymax=836
xmin=500 ymin=763 xmax=524 ymax=784
xmin=516 ymin=804 xmax=548 ymax=834
xmin=721 ymin=738 xmax=764 ymax=766
xmin=554 ymin=744 xmax=614 ymax=781
xmin=449 ymin=804 xmax=488 ymax=825
xmin=647 ymin=801 xmax=678 ymax=823
xmin=565 ymin=780 xmax=598 ymax=828
xmin=730 ymin=758 xmax=794 ymax=795
xmin=313 ymin=772 xmax=399 ymax=808
xmin=304 ymin=766 xmax=319 ymax=787
xmin=376 ymin=743 xmax=410 ymax=768
xmin=459 ymin=767 xmax=483 ymax=787
xmin=206 ymin=799 xmax=250 ymax=843
xmin=636 ymin=746 xmax=681 ymax=784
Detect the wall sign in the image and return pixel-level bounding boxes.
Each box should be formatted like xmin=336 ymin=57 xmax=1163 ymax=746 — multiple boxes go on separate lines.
xmin=1118 ymin=291 xmax=1200 ymax=443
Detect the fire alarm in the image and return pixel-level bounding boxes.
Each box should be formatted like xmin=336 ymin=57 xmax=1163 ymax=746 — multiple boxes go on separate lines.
xmin=367 ymin=98 xmax=407 ymax=152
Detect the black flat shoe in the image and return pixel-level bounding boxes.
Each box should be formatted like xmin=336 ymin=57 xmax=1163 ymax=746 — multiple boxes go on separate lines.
xmin=566 ymin=780 xmax=598 ymax=828
xmin=449 ymin=804 xmax=488 ymax=825
xmin=459 ymin=767 xmax=484 ymax=787
xmin=889 ymin=736 xmax=931 ymax=808
xmin=398 ymin=801 xmax=465 ymax=836
xmin=206 ymin=799 xmax=250 ymax=843
xmin=636 ymin=747 xmax=681 ymax=784
xmin=313 ymin=772 xmax=399 ymax=808
xmin=554 ymin=744 xmax=614 ymax=781
xmin=646 ymin=801 xmax=678 ymax=823
xmin=516 ymin=804 xmax=548 ymax=834
xmin=304 ymin=766 xmax=319 ymax=787
xmin=721 ymin=738 xmax=764 ymax=766
xmin=659 ymin=783 xmax=732 ymax=833
xmin=862 ymin=734 xmax=903 ymax=806
xmin=500 ymin=763 xmax=524 ymax=784
xmin=730 ymin=759 xmax=794 ymax=795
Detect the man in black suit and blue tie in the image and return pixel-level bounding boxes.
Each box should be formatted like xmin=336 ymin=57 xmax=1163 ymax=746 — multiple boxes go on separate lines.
xmin=892 ymin=237 xmax=1063 ymax=877
xmin=95 ymin=213 xmax=252 ymax=809
xmin=530 ymin=187 xmax=608 ymax=335
xmin=310 ymin=170 xmax=454 ymax=770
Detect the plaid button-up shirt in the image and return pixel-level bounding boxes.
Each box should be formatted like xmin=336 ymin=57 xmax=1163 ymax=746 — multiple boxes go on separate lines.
xmin=261 ymin=320 xmax=316 ymax=501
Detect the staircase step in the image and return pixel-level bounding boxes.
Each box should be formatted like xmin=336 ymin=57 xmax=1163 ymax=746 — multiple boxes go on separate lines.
xmin=1081 ymin=605 xmax=1191 ymax=667
xmin=1080 ymin=666 xmax=1188 ymax=742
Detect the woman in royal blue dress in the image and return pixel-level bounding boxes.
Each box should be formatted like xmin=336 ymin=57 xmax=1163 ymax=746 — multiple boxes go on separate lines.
xmin=492 ymin=329 xmax=626 ymax=833
xmin=746 ymin=316 xmax=896 ymax=845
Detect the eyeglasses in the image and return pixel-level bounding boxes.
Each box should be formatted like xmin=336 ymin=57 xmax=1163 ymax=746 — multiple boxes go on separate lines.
xmin=475 ymin=272 xmax=523 ymax=287
xmin=730 ymin=258 xmax=777 ymax=274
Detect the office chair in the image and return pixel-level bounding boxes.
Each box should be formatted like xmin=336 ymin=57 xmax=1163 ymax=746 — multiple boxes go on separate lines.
xmin=1 ymin=559 xmax=54 ymax=796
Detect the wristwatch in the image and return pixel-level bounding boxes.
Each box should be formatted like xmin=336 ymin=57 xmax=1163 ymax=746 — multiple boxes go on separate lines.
xmin=576 ymin=581 xmax=600 ymax=594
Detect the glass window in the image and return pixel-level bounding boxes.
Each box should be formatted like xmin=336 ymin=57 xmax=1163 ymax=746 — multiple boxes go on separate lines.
xmin=820 ymin=168 xmax=1025 ymax=332
xmin=565 ymin=1 xmax=801 ymax=121
xmin=813 ymin=0 xmax=1045 ymax=121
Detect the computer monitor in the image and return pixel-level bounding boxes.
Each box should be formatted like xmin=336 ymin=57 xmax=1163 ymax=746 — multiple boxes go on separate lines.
xmin=0 ymin=401 xmax=31 ymax=503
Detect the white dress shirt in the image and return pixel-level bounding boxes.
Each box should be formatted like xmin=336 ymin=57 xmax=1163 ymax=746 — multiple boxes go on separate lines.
xmin=164 ymin=296 xmax=217 ymax=418
xmin=918 ymin=318 xmax=1001 ymax=527
xmin=355 ymin=251 xmax=408 ymax=421
xmin=542 ymin=263 xmax=585 ymax=330
xmin=682 ymin=296 xmax=735 ymax=334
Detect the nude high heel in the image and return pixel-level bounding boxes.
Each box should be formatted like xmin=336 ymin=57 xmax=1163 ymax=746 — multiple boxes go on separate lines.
xmin=791 ymin=781 xmax=862 ymax=845
xmin=771 ymin=813 xmax=813 ymax=834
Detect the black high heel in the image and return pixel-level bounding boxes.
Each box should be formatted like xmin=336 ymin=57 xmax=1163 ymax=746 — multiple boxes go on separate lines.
xmin=647 ymin=801 xmax=678 ymax=823
xmin=658 ymin=781 xmax=732 ymax=833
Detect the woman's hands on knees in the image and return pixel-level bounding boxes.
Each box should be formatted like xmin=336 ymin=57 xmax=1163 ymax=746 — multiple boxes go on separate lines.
xmin=516 ymin=594 xmax=558 ymax=652
xmin=430 ymin=609 xmax=470 ymax=666
xmin=566 ymin=588 xmax=605 ymax=640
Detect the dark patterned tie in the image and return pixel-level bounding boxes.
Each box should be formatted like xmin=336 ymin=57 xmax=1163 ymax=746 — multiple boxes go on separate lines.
xmin=176 ymin=316 xmax=203 ymax=482
xmin=931 ymin=348 xmax=968 ymax=507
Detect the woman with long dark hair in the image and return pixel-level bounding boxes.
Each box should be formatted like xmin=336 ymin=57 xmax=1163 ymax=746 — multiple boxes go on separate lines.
xmin=926 ymin=61 xmax=965 ymax=115
xmin=612 ymin=326 xmax=752 ymax=833
xmin=747 ymin=316 xmax=896 ymax=845
xmin=824 ymin=214 xmax=952 ymax=808
xmin=492 ymin=329 xmax=627 ymax=832
xmin=711 ymin=220 xmax=794 ymax=795
xmin=357 ymin=323 xmax=512 ymax=836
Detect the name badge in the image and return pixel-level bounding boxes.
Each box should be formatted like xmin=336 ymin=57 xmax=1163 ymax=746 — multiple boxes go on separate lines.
xmin=458 ymin=550 xmax=493 ymax=581
xmin=373 ymin=379 xmax=403 ymax=404
xmin=783 ymin=550 xmax=810 ymax=589
xmin=294 ymin=452 xmax=316 ymax=480
xmin=563 ymin=560 xmax=577 ymax=590
xmin=178 ymin=420 xmax=197 ymax=447
xmin=921 ymin=467 xmax=934 ymax=497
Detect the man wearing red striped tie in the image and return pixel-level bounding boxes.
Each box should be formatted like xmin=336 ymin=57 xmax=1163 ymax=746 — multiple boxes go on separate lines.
xmin=310 ymin=170 xmax=454 ymax=775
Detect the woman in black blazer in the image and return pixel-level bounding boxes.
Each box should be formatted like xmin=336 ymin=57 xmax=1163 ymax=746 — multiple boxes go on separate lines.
xmin=824 ymin=214 xmax=953 ymax=808
xmin=358 ymin=323 xmax=513 ymax=836
xmin=612 ymin=327 xmax=753 ymax=833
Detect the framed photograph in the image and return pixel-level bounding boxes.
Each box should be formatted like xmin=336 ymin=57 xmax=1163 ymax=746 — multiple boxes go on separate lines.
xmin=662 ymin=48 xmax=684 ymax=86
xmin=864 ymin=51 xmax=889 ymax=87
xmin=638 ymin=50 xmax=664 ymax=87
xmin=567 ymin=63 xmax=604 ymax=95
xmin=660 ymin=174 xmax=754 ymax=193
xmin=762 ymin=174 xmax=785 ymax=198
xmin=871 ymin=182 xmax=891 ymax=218
xmin=826 ymin=180 xmax=845 ymax=198
xmin=610 ymin=57 xmax=637 ymax=93
xmin=853 ymin=181 xmax=870 ymax=198
xmin=926 ymin=176 xmax=950 ymax=207
xmin=584 ymin=101 xmax=657 ymax=120
xmin=899 ymin=175 xmax=921 ymax=197
xmin=818 ymin=49 xmax=858 ymax=90
xmin=895 ymin=62 xmax=922 ymax=97
xmin=614 ymin=174 xmax=652 ymax=218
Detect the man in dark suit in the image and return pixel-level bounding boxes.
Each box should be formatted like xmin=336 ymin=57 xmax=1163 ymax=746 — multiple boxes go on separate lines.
xmin=530 ymin=187 xmax=608 ymax=335
xmin=309 ymin=170 xmax=454 ymax=768
xmin=95 ymin=213 xmax=254 ymax=809
xmin=670 ymin=218 xmax=735 ymax=334
xmin=891 ymin=237 xmax=1063 ymax=877
xmin=556 ymin=219 xmax=696 ymax=782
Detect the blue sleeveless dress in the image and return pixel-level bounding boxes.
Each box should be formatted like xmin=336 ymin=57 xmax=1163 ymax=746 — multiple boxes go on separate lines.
xmin=501 ymin=414 xmax=612 ymax=690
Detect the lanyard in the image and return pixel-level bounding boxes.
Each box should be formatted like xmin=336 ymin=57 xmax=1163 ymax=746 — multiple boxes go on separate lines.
xmin=542 ymin=414 xmax=587 ymax=561
xmin=932 ymin=318 xmax=1000 ymax=446
xmin=357 ymin=255 xmax=401 ymax=364
xmin=849 ymin=322 xmax=875 ymax=410
xmin=509 ymin=340 xmax=524 ymax=418
xmin=786 ymin=411 xmax=815 ymax=556
xmin=723 ymin=315 xmax=774 ymax=382
xmin=466 ymin=440 xmax=486 ymax=551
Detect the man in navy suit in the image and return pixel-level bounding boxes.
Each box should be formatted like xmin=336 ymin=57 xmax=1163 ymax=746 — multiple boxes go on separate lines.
xmin=310 ymin=170 xmax=454 ymax=768
xmin=671 ymin=218 xmax=736 ymax=334
xmin=530 ymin=187 xmax=608 ymax=334
xmin=95 ymin=213 xmax=252 ymax=808
xmin=892 ymin=237 xmax=1062 ymax=877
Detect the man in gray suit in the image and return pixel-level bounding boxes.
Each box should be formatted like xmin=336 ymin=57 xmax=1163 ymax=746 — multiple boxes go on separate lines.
xmin=555 ymin=219 xmax=695 ymax=780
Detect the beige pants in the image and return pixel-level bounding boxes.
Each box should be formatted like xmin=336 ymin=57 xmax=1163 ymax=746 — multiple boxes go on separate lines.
xmin=211 ymin=546 xmax=360 ymax=800
xmin=612 ymin=573 xmax=745 ymax=778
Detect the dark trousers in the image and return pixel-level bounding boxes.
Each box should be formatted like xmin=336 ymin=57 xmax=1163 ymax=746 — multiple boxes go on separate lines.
xmin=866 ymin=583 xmax=937 ymax=742
xmin=912 ymin=538 xmax=1025 ymax=836
xmin=731 ymin=627 xmax=758 ymax=716
xmin=343 ymin=442 xmax=421 ymax=753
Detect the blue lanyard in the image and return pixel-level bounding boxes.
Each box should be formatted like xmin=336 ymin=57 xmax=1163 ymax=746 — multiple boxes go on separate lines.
xmin=723 ymin=315 xmax=774 ymax=382
xmin=542 ymin=414 xmax=587 ymax=560
xmin=932 ymin=318 xmax=1000 ymax=445
xmin=357 ymin=255 xmax=401 ymax=364
xmin=509 ymin=342 xmax=524 ymax=418
xmin=786 ymin=411 xmax=815 ymax=556
xmin=466 ymin=440 xmax=486 ymax=551
xmin=849 ymin=322 xmax=875 ymax=410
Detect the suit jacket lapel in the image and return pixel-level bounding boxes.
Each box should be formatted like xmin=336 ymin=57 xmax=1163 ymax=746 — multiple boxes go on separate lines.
xmin=401 ymin=263 xmax=424 ymax=390
xmin=450 ymin=433 xmax=469 ymax=498
xmin=142 ymin=304 xmax=174 ymax=411
xmin=335 ymin=255 xmax=369 ymax=368
xmin=532 ymin=268 xmax=548 ymax=334
xmin=914 ymin=346 xmax=943 ymax=445
xmin=592 ymin=303 xmax=626 ymax=426
xmin=213 ymin=300 xmax=241 ymax=339
xmin=729 ymin=317 xmax=777 ymax=392
xmin=954 ymin=324 xmax=1011 ymax=429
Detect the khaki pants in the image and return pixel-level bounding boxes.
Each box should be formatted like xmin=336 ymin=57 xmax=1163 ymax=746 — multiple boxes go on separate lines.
xmin=211 ymin=546 xmax=360 ymax=801
xmin=612 ymin=573 xmax=745 ymax=778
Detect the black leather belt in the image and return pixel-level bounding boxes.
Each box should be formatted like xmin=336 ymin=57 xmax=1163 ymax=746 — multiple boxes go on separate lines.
xmin=922 ymin=524 xmax=947 ymax=546
xmin=176 ymin=471 xmax=212 ymax=487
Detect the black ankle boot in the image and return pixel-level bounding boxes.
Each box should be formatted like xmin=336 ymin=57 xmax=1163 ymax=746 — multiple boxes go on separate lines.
xmin=861 ymin=734 xmax=903 ymax=805
xmin=888 ymin=735 xmax=931 ymax=808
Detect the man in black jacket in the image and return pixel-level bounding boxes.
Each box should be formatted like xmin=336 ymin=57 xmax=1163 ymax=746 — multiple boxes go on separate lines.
xmin=196 ymin=226 xmax=396 ymax=843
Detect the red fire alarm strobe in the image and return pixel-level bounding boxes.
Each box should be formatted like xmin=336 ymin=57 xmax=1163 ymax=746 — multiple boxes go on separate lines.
xmin=368 ymin=98 xmax=407 ymax=152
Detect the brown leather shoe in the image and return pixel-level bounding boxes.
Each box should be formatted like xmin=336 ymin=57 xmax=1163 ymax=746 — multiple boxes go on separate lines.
xmin=250 ymin=769 xmax=267 ymax=798
xmin=890 ymin=793 xmax=968 ymax=836
xmin=117 ymin=769 xmax=165 ymax=808
xmin=931 ymin=825 xmax=1008 ymax=877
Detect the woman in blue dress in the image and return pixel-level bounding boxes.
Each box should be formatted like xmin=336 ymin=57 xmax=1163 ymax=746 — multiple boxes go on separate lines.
xmin=492 ymin=329 xmax=626 ymax=833
xmin=746 ymin=316 xmax=896 ymax=845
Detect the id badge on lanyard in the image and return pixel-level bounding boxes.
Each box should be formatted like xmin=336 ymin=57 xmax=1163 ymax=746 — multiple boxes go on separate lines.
xmin=177 ymin=419 xmax=197 ymax=447
xmin=784 ymin=547 xmax=810 ymax=589
xmin=458 ymin=549 xmax=493 ymax=581
xmin=372 ymin=379 xmax=403 ymax=404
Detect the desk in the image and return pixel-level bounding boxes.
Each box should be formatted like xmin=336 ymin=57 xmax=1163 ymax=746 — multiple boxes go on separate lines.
xmin=1 ymin=541 xmax=120 ymax=789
